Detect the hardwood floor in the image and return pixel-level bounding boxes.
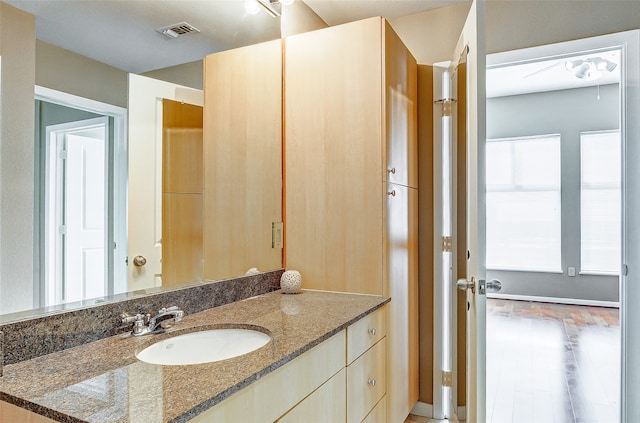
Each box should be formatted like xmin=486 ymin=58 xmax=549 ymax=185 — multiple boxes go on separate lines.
xmin=487 ymin=299 xmax=620 ymax=423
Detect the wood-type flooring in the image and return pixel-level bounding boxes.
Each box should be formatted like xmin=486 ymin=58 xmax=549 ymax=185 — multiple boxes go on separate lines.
xmin=405 ymin=299 xmax=619 ymax=423
xmin=487 ymin=299 xmax=620 ymax=423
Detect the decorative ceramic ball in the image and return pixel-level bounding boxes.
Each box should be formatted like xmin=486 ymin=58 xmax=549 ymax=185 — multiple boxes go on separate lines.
xmin=280 ymin=270 xmax=302 ymax=294
xmin=245 ymin=267 xmax=260 ymax=276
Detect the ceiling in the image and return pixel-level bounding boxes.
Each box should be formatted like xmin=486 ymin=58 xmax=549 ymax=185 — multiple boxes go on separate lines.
xmin=4 ymin=0 xmax=619 ymax=97
xmin=3 ymin=0 xmax=465 ymax=73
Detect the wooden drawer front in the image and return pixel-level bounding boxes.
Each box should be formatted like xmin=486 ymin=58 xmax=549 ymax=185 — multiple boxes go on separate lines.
xmin=362 ymin=395 xmax=386 ymax=423
xmin=192 ymin=330 xmax=346 ymax=422
xmin=278 ymin=368 xmax=346 ymax=423
xmin=347 ymin=307 xmax=386 ymax=364
xmin=347 ymin=339 xmax=386 ymax=423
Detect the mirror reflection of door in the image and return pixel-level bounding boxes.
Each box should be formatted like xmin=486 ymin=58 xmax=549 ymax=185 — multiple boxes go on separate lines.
xmin=42 ymin=111 xmax=112 ymax=307
xmin=127 ymin=74 xmax=204 ymax=292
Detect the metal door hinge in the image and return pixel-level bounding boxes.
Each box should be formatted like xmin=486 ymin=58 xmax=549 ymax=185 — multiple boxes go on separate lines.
xmin=434 ymin=98 xmax=456 ymax=117
xmin=442 ymin=371 xmax=453 ymax=387
xmin=59 ymin=150 xmax=67 ymax=160
xmin=442 ymin=236 xmax=452 ymax=252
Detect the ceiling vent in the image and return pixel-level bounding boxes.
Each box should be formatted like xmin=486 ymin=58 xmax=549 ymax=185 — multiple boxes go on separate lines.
xmin=157 ymin=22 xmax=200 ymax=39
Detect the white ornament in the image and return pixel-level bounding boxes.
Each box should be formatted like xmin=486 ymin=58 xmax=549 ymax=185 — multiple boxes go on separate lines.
xmin=280 ymin=270 xmax=302 ymax=294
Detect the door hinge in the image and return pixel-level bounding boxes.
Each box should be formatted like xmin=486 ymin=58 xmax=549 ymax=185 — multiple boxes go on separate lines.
xmin=434 ymin=98 xmax=456 ymax=117
xmin=59 ymin=149 xmax=67 ymax=160
xmin=442 ymin=236 xmax=452 ymax=252
xmin=442 ymin=371 xmax=453 ymax=387
xmin=58 ymin=225 xmax=66 ymax=235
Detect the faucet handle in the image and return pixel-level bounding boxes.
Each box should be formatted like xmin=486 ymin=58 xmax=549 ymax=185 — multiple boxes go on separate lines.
xmin=121 ymin=312 xmax=148 ymax=325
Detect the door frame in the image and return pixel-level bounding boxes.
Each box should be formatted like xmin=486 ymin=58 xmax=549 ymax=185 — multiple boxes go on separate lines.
xmin=44 ymin=116 xmax=110 ymax=306
xmin=487 ymin=29 xmax=640 ymax=422
xmin=34 ymin=86 xmax=128 ymax=305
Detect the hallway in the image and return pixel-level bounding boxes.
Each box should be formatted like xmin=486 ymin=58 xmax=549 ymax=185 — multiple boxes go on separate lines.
xmin=487 ymin=299 xmax=620 ymax=423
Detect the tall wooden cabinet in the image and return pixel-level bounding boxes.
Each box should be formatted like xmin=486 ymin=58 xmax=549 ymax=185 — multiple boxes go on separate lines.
xmin=202 ymin=40 xmax=283 ymax=281
xmin=284 ymin=17 xmax=418 ymax=423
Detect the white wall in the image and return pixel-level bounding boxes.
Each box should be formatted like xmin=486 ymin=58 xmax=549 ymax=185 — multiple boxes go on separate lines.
xmin=0 ymin=3 xmax=36 ymax=314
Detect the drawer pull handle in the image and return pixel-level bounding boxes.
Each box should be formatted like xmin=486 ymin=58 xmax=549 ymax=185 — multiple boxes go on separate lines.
xmin=387 ymin=168 xmax=396 ymax=174
xmin=368 ymin=328 xmax=377 ymax=336
xmin=387 ymin=190 xmax=396 ymax=197
xmin=368 ymin=378 xmax=377 ymax=387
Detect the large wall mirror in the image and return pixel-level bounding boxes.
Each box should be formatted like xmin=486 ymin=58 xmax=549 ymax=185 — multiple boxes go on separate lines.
xmin=0 ymin=45 xmax=283 ymax=322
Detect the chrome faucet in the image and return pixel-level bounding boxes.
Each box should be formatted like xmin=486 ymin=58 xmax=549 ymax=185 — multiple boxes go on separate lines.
xmin=121 ymin=306 xmax=184 ymax=336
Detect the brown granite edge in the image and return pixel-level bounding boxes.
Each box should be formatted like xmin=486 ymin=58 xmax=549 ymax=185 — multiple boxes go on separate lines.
xmin=0 ymin=270 xmax=283 ymax=367
xmin=173 ymin=298 xmax=390 ymax=423
xmin=0 ymin=393 xmax=82 ymax=423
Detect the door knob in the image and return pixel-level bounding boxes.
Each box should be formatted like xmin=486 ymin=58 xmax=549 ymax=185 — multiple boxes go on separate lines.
xmin=133 ymin=255 xmax=147 ymax=267
xmin=456 ymin=277 xmax=475 ymax=293
xmin=486 ymin=279 xmax=502 ymax=293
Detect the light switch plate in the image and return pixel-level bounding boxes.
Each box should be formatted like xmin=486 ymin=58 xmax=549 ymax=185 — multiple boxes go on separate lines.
xmin=568 ymin=267 xmax=576 ymax=277
xmin=272 ymin=222 xmax=283 ymax=249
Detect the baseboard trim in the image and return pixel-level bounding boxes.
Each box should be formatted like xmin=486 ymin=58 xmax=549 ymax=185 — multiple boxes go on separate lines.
xmin=487 ymin=293 xmax=620 ymax=308
xmin=410 ymin=401 xmax=433 ymax=418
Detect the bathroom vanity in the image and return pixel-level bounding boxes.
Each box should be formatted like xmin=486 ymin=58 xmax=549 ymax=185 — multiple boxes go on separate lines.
xmin=0 ymin=290 xmax=388 ymax=422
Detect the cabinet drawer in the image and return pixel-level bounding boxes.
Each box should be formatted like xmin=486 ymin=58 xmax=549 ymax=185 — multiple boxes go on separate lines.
xmin=347 ymin=338 xmax=386 ymax=423
xmin=278 ymin=368 xmax=346 ymax=423
xmin=362 ymin=395 xmax=386 ymax=423
xmin=347 ymin=307 xmax=386 ymax=364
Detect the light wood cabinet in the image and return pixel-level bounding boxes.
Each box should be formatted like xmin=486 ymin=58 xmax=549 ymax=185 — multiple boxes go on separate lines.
xmin=202 ymin=39 xmax=283 ymax=281
xmin=190 ymin=331 xmax=346 ymax=423
xmin=284 ymin=17 xmax=418 ymax=423
xmin=190 ymin=306 xmax=388 ymax=422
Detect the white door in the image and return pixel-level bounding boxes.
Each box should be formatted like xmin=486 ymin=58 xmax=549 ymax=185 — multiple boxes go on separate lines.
xmin=127 ymin=74 xmax=203 ymax=291
xmin=450 ymin=1 xmax=487 ymax=422
xmin=46 ymin=117 xmax=109 ymax=305
xmin=64 ymin=131 xmax=106 ymax=302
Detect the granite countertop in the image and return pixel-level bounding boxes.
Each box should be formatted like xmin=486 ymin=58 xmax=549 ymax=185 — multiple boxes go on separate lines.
xmin=0 ymin=290 xmax=389 ymax=423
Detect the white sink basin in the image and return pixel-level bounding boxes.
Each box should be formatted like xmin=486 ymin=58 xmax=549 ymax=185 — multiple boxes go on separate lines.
xmin=136 ymin=328 xmax=271 ymax=366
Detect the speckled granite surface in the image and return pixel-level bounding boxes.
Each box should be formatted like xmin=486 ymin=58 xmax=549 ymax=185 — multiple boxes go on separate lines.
xmin=0 ymin=270 xmax=282 ymax=366
xmin=0 ymin=290 xmax=388 ymax=423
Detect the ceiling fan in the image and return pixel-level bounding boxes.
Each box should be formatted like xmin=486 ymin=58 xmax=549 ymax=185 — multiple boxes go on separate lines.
xmin=524 ymin=56 xmax=617 ymax=81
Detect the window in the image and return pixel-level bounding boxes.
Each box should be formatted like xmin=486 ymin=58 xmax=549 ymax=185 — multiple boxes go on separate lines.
xmin=580 ymin=131 xmax=621 ymax=274
xmin=486 ymin=135 xmax=562 ymax=272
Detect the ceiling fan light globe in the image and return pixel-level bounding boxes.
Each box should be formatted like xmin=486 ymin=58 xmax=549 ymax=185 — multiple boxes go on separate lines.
xmin=244 ymin=0 xmax=261 ymax=15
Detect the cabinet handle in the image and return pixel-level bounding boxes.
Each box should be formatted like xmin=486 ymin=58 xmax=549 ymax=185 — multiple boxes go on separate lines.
xmin=368 ymin=378 xmax=377 ymax=387
xmin=368 ymin=328 xmax=377 ymax=336
xmin=387 ymin=190 xmax=396 ymax=197
xmin=387 ymin=168 xmax=396 ymax=174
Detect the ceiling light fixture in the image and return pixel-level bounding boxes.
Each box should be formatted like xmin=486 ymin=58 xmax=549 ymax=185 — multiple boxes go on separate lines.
xmin=565 ymin=56 xmax=617 ymax=81
xmin=244 ymin=0 xmax=261 ymax=15
xmin=244 ymin=0 xmax=295 ymax=17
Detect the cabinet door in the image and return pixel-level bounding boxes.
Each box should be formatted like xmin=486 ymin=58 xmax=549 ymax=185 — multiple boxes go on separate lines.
xmin=285 ymin=17 xmax=384 ymax=295
xmin=203 ymin=40 xmax=283 ymax=281
xmin=384 ymin=182 xmax=419 ymax=422
xmin=384 ymin=22 xmax=418 ymax=189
